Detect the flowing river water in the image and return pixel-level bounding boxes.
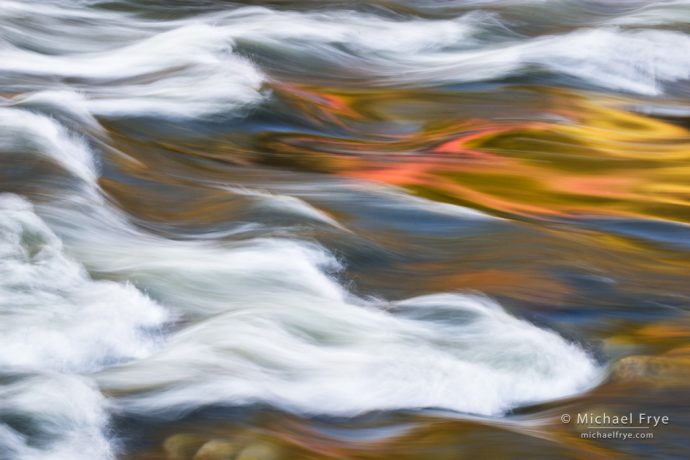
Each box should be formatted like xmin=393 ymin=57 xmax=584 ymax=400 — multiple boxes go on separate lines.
xmin=0 ymin=1 xmax=689 ymax=459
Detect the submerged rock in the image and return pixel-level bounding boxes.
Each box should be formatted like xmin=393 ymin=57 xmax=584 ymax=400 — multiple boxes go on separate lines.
xmin=163 ymin=433 xmax=207 ymax=460
xmin=610 ymin=354 xmax=690 ymax=385
xmin=194 ymin=439 xmax=242 ymax=460
xmin=236 ymin=443 xmax=282 ymax=460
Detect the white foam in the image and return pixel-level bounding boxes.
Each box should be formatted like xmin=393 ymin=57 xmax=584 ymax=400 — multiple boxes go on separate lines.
xmin=0 ymin=108 xmax=97 ymax=185
xmin=6 ymin=91 xmax=103 ymax=132
xmin=529 ymin=28 xmax=690 ymax=95
xmin=1 ymin=2 xmax=687 ymax=127
xmin=98 ymin=292 xmax=598 ymax=417
xmin=606 ymin=0 xmax=690 ymax=27
xmin=0 ymin=0 xmax=156 ymax=54
xmin=0 ymin=105 xmax=598 ymax=421
xmin=0 ymin=3 xmax=616 ymax=452
xmin=44 ymin=203 xmax=347 ymax=316
xmin=67 ymin=6 xmax=666 ymax=97
xmin=216 ymin=9 xmax=690 ymax=95
xmin=0 ymin=194 xmax=168 ymax=373
xmin=0 ymin=18 xmax=265 ymax=119
xmin=0 ymin=124 xmax=596 ymax=417
xmin=224 ymin=186 xmax=347 ymax=229
xmin=216 ymin=7 xmax=487 ymax=54
xmin=0 ymin=374 xmax=114 ymax=460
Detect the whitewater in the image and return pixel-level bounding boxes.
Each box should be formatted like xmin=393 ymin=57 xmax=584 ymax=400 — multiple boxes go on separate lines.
xmin=5 ymin=0 xmax=689 ymax=458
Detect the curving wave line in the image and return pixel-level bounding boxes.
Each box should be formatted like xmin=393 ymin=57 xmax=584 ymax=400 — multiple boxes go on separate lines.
xmin=0 ymin=374 xmax=114 ymax=460
xmin=97 ymin=292 xmax=598 ymax=417
xmin=0 ymin=101 xmax=599 ymax=458
xmin=6 ymin=0 xmax=679 ymax=457
xmin=0 ymin=194 xmax=168 ymax=373
xmin=212 ymin=8 xmax=690 ymax=95
xmin=0 ymin=2 xmax=689 ymax=125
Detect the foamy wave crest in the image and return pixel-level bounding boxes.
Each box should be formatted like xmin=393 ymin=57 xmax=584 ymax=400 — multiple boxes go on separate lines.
xmin=0 ymin=104 xmax=598 ymax=421
xmin=0 ymin=5 xmax=607 ymax=451
xmin=0 ymin=108 xmax=97 ymax=185
xmin=3 ymin=1 xmax=688 ymax=126
xmin=69 ymin=218 xmax=597 ymax=416
xmin=0 ymin=107 xmax=167 ymax=458
xmin=0 ymin=194 xmax=168 ymax=373
xmin=97 ymin=291 xmax=598 ymax=417
xmin=0 ymin=2 xmax=265 ymax=119
xmin=212 ymin=8 xmax=690 ymax=95
xmin=0 ymin=374 xmax=114 ymax=460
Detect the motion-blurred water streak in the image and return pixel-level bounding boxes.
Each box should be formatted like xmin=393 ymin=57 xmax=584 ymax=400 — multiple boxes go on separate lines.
xmin=1 ymin=1 xmax=689 ymax=459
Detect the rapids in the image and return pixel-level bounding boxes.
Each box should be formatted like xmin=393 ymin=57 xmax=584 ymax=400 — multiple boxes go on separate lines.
xmin=1 ymin=1 xmax=689 ymax=459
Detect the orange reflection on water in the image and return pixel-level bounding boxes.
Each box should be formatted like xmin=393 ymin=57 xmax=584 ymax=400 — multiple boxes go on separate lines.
xmin=266 ymin=84 xmax=690 ymax=223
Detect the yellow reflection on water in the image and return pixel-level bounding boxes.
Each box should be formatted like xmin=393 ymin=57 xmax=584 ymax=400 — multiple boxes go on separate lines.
xmin=261 ymin=85 xmax=690 ymax=224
